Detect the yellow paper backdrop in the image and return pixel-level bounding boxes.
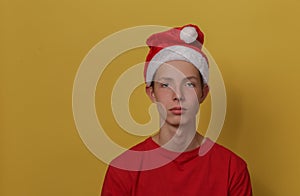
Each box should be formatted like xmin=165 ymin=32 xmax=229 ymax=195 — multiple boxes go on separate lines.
xmin=1 ymin=0 xmax=300 ymax=195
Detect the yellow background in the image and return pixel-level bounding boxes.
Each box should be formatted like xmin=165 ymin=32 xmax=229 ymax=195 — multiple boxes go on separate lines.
xmin=1 ymin=0 xmax=300 ymax=195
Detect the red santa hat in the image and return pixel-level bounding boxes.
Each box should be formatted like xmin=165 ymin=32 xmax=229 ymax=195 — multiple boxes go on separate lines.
xmin=144 ymin=24 xmax=209 ymax=86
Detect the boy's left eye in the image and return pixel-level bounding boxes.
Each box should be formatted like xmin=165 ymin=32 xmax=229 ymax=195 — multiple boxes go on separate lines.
xmin=185 ymin=82 xmax=195 ymax=87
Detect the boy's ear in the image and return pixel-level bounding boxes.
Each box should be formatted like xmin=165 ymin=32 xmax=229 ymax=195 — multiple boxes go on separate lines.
xmin=199 ymin=84 xmax=210 ymax=103
xmin=145 ymin=86 xmax=156 ymax=102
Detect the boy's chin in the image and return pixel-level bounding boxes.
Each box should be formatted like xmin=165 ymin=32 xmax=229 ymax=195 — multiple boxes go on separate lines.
xmin=164 ymin=117 xmax=193 ymax=127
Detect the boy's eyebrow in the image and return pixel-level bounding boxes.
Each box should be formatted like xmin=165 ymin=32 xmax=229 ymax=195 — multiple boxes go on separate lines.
xmin=156 ymin=76 xmax=199 ymax=81
xmin=185 ymin=76 xmax=199 ymax=80
xmin=155 ymin=77 xmax=174 ymax=81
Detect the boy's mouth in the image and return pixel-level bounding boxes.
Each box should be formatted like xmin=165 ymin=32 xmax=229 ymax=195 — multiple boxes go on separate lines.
xmin=169 ymin=107 xmax=186 ymax=115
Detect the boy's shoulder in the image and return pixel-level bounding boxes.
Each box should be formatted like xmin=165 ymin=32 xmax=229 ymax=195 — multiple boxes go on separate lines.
xmin=204 ymin=138 xmax=248 ymax=170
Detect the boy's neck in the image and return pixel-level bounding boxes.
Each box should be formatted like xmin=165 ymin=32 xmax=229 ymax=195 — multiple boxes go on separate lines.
xmin=152 ymin=122 xmax=203 ymax=152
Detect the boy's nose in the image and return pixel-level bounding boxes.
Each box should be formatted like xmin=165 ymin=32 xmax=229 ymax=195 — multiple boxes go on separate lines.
xmin=172 ymin=87 xmax=185 ymax=101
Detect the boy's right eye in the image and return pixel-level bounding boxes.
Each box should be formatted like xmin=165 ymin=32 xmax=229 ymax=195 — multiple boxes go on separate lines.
xmin=160 ymin=83 xmax=169 ymax=88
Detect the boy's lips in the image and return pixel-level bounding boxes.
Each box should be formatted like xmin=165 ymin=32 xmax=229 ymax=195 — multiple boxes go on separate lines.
xmin=169 ymin=106 xmax=187 ymax=115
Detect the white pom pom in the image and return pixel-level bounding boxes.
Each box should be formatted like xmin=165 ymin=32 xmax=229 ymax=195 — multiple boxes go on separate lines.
xmin=180 ymin=26 xmax=198 ymax=44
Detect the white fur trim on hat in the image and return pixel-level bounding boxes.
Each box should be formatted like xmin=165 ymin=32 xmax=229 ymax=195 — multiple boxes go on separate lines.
xmin=146 ymin=45 xmax=209 ymax=86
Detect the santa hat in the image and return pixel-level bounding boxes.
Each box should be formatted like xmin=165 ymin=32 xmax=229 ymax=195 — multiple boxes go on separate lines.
xmin=144 ymin=24 xmax=209 ymax=86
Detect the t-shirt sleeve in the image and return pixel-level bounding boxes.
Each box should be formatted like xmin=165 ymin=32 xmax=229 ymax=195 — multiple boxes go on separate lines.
xmin=101 ymin=165 xmax=132 ymax=196
xmin=228 ymin=163 xmax=252 ymax=196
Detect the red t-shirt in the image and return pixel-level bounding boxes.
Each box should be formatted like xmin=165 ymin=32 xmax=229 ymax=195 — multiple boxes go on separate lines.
xmin=101 ymin=137 xmax=252 ymax=196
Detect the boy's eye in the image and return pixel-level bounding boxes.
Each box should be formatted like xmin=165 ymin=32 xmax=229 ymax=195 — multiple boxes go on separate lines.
xmin=185 ymin=82 xmax=195 ymax=87
xmin=161 ymin=83 xmax=169 ymax=88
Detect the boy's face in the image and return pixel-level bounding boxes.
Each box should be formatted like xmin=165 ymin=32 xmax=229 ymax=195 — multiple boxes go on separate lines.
xmin=146 ymin=60 xmax=209 ymax=127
